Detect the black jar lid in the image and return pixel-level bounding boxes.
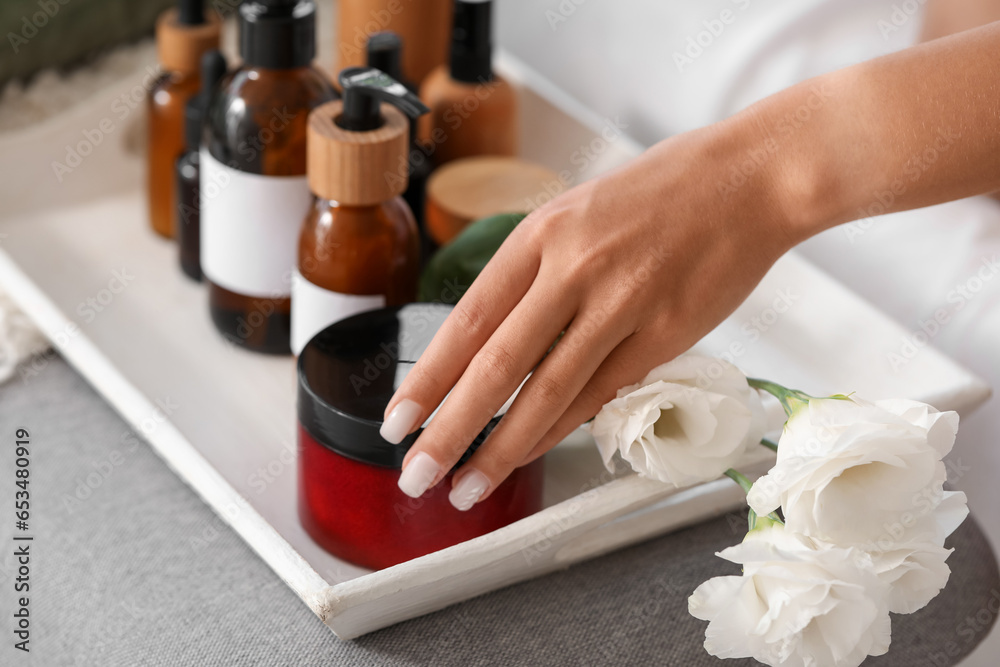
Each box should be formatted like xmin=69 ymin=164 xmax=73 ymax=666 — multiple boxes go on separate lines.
xmin=298 ymin=304 xmax=499 ymax=469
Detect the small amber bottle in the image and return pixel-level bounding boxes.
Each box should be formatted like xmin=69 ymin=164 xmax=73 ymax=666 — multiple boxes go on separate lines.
xmin=200 ymin=0 xmax=337 ymax=354
xmin=336 ymin=0 xmax=452 ymax=84
xmin=148 ymin=0 xmax=221 ymax=239
xmin=366 ymin=31 xmax=436 ymax=265
xmin=419 ymin=0 xmax=517 ymax=167
xmin=291 ymin=68 xmax=427 ymax=354
xmin=176 ymin=50 xmax=227 ymax=281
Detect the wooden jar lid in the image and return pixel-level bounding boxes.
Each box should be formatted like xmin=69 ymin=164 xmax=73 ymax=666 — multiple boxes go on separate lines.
xmin=156 ymin=9 xmax=222 ymax=75
xmin=425 ymin=157 xmax=560 ymax=245
xmin=307 ymin=100 xmax=410 ymax=206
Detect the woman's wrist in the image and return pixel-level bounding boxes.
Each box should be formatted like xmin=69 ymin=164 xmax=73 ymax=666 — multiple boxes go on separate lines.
xmin=715 ymin=75 xmax=850 ymax=249
xmin=656 ymin=100 xmax=832 ymax=259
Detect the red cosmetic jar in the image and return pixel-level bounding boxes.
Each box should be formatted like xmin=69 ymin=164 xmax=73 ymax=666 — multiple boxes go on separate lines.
xmin=297 ymin=304 xmax=545 ymax=570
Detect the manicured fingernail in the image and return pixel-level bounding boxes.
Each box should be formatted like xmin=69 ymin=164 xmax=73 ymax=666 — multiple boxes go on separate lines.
xmin=449 ymin=469 xmax=490 ymax=511
xmin=380 ymin=399 xmax=422 ymax=444
xmin=398 ymin=452 xmax=441 ymax=498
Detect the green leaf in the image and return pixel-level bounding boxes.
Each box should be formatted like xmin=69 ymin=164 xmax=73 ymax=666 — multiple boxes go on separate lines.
xmin=418 ymin=212 xmax=527 ymax=304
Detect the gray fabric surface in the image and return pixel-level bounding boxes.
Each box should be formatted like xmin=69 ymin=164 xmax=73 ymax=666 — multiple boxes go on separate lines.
xmin=0 ymin=355 xmax=996 ymax=667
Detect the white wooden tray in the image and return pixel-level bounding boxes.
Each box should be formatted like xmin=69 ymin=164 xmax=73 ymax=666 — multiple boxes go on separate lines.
xmin=0 ymin=50 xmax=990 ymax=639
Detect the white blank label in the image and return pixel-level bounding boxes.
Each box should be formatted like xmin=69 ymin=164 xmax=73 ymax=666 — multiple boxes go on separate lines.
xmin=291 ymin=269 xmax=387 ymax=354
xmin=200 ymin=149 xmax=312 ymax=298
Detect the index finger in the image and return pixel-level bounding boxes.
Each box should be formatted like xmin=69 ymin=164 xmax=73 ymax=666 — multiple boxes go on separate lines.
xmin=378 ymin=224 xmax=540 ymax=444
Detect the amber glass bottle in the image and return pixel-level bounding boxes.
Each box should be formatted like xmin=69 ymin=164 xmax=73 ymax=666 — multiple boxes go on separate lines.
xmin=148 ymin=0 xmax=220 ymax=239
xmin=176 ymin=50 xmax=227 ymax=281
xmin=419 ymin=0 xmax=517 ymax=167
xmin=290 ymin=68 xmax=426 ymax=354
xmin=201 ymin=0 xmax=336 ymax=354
xmin=336 ymin=0 xmax=452 ymax=84
xmin=366 ymin=32 xmax=436 ymax=266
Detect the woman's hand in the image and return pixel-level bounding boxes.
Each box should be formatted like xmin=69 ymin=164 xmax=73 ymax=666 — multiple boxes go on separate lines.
xmin=382 ymin=20 xmax=1000 ymax=510
xmin=380 ymin=116 xmax=799 ymax=509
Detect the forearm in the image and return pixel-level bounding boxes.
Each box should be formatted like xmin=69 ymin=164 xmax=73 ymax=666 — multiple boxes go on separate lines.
xmin=921 ymin=0 xmax=1000 ymax=41
xmin=718 ymin=21 xmax=1000 ymax=244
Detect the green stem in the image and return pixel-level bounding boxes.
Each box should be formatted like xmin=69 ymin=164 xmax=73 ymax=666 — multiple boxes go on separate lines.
xmin=724 ymin=468 xmax=753 ymax=495
xmin=760 ymin=438 xmax=779 ymax=453
xmin=748 ymin=378 xmax=812 ymax=417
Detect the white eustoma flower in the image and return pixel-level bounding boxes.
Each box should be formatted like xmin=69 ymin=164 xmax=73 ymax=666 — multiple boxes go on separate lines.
xmin=589 ymin=354 xmax=765 ymax=488
xmin=865 ymin=489 xmax=968 ymax=614
xmin=689 ymin=523 xmax=891 ymax=667
xmin=747 ymin=396 xmax=966 ymax=614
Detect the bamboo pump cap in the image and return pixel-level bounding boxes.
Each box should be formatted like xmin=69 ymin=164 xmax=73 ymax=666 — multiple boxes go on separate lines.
xmin=156 ymin=4 xmax=222 ymax=75
xmin=308 ymin=102 xmax=410 ymax=206
xmin=307 ymin=67 xmax=429 ymax=206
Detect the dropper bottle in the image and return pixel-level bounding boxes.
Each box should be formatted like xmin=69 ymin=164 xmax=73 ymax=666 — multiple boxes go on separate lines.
xmin=291 ymin=67 xmax=428 ymax=354
xmin=148 ymin=0 xmax=221 ymax=239
xmin=201 ymin=0 xmax=337 ymax=355
xmin=176 ymin=50 xmax=227 ymax=282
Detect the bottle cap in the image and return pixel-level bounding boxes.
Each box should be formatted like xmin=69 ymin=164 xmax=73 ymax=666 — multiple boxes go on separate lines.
xmin=366 ymin=32 xmax=405 ymax=84
xmin=307 ymin=67 xmax=429 ymax=205
xmin=240 ymin=0 xmax=317 ymax=69
xmin=177 ymin=0 xmax=204 ymax=25
xmin=184 ymin=50 xmax=228 ymax=151
xmin=156 ymin=2 xmax=221 ymax=74
xmin=367 ymin=31 xmax=420 ymax=147
xmin=450 ymin=0 xmax=493 ymax=83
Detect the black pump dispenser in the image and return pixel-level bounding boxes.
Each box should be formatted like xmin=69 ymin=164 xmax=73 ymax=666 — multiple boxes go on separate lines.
xmin=177 ymin=0 xmax=205 ymax=25
xmin=239 ymin=0 xmax=317 ymax=69
xmin=364 ymin=34 xmax=435 ymax=260
xmin=450 ymin=0 xmax=493 ymax=83
xmin=184 ymin=51 xmax=227 ymax=150
xmin=336 ymin=67 xmax=429 ymax=132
